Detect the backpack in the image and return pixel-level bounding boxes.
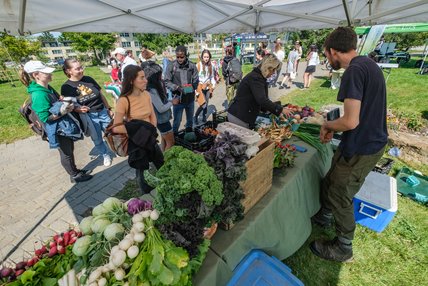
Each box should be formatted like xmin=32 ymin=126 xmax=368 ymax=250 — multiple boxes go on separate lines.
xmin=226 ymin=58 xmax=243 ymax=84
xmin=19 ymin=98 xmax=48 ymax=141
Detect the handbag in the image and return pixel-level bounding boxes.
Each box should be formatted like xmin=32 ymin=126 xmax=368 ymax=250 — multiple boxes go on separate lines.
xmin=104 ymin=96 xmax=131 ymax=157
xmin=290 ymin=72 xmax=297 ymax=80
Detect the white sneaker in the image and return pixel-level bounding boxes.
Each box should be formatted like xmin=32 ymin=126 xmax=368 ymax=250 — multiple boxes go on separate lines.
xmin=103 ymin=154 xmax=112 ymax=167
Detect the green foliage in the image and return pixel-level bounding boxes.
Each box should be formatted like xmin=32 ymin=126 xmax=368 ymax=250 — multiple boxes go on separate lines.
xmin=294 ymin=29 xmax=333 ymax=54
xmin=384 ymin=32 xmax=428 ymax=50
xmin=61 ymin=32 xmax=116 ymax=63
xmin=0 ymin=32 xmax=42 ymax=64
xmin=148 ymin=146 xmax=223 ymax=224
xmin=133 ymin=33 xmax=194 ymax=54
xmin=37 ymin=32 xmax=56 ymax=43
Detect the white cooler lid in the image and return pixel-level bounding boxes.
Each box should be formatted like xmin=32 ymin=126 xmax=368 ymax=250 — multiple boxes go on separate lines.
xmin=354 ymin=171 xmax=398 ymax=211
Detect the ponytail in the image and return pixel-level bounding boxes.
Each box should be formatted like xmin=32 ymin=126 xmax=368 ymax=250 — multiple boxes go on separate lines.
xmin=19 ymin=68 xmax=32 ymax=87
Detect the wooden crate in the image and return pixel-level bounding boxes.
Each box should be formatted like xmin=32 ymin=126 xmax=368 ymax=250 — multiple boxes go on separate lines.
xmin=221 ymin=139 xmax=275 ymax=230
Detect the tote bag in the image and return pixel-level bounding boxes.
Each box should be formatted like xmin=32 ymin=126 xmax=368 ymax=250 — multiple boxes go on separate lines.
xmin=104 ymin=96 xmax=130 ymax=157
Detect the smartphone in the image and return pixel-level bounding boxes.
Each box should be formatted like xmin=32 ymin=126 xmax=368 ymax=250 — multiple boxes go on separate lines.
xmin=327 ymin=108 xmax=340 ymax=121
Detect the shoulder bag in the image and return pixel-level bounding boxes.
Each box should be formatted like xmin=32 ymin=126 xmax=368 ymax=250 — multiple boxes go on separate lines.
xmin=104 ymin=96 xmax=131 ymax=157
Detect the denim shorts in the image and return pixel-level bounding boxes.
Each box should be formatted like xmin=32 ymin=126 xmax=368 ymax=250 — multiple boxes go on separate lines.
xmin=157 ymin=121 xmax=172 ymax=134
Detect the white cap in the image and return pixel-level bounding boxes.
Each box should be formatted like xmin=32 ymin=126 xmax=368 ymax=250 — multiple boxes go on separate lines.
xmin=112 ymin=47 xmax=127 ymax=56
xmin=23 ymin=61 xmax=55 ymax=74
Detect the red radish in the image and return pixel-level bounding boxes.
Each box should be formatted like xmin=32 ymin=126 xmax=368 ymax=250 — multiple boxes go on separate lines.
xmin=69 ymin=236 xmax=77 ymax=245
xmin=49 ymin=241 xmax=56 ymax=248
xmin=63 ymin=232 xmax=70 ymax=246
xmin=57 ymin=237 xmax=64 ymax=246
xmin=0 ymin=267 xmax=13 ymax=278
xmin=15 ymin=261 xmax=27 ymax=270
xmin=27 ymin=257 xmax=38 ymax=267
xmin=15 ymin=269 xmax=25 ymax=277
xmin=48 ymin=246 xmax=57 ymax=257
xmin=53 ymin=234 xmax=60 ymax=242
xmin=57 ymin=245 xmax=66 ymax=255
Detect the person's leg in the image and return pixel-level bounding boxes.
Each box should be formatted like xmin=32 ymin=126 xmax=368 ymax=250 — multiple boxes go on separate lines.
xmin=194 ymin=105 xmax=203 ymax=123
xmin=280 ymin=74 xmax=289 ymax=87
xmin=87 ymin=111 xmax=109 ymax=157
xmin=184 ymin=101 xmax=195 ymax=130
xmin=57 ymin=135 xmax=79 ymax=176
xmin=226 ymin=84 xmax=233 ymax=104
xmin=310 ymin=146 xmax=386 ymax=262
xmin=303 ymin=72 xmax=309 ymax=88
xmin=202 ymin=90 xmax=209 ymax=122
xmin=307 ymin=72 xmax=313 ymax=88
xmin=172 ymin=104 xmax=184 ymax=133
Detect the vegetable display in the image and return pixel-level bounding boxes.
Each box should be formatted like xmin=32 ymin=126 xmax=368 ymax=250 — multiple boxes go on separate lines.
xmin=273 ymin=143 xmax=297 ymax=169
xmin=144 ymin=146 xmax=223 ymax=257
xmin=203 ymin=132 xmax=248 ymax=225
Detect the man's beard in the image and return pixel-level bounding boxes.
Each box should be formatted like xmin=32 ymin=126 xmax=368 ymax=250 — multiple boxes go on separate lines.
xmin=330 ymin=59 xmax=341 ymax=70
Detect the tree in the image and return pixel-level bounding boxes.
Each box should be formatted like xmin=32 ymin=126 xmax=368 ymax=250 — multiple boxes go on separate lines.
xmin=37 ymin=32 xmax=56 ymax=43
xmin=133 ymin=33 xmax=194 ymax=54
xmin=0 ymin=32 xmax=42 ymax=65
xmin=60 ymin=32 xmax=116 ymax=65
xmin=298 ymin=29 xmax=333 ymax=56
xmin=384 ymin=32 xmax=428 ymax=50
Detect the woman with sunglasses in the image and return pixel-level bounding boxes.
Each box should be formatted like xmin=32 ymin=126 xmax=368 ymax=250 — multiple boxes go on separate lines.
xmin=61 ymin=59 xmax=113 ymax=167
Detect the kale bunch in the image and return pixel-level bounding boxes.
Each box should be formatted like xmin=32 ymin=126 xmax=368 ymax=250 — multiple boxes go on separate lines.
xmin=145 ymin=146 xmax=223 ymax=225
xmin=203 ymin=132 xmax=248 ymax=224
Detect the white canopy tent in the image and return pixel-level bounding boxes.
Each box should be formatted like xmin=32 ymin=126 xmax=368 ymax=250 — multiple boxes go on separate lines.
xmin=1 ymin=0 xmax=428 ymax=35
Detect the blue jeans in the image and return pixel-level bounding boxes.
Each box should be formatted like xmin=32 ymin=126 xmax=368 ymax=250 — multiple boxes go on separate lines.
xmin=88 ymin=108 xmax=110 ymax=155
xmin=172 ymin=101 xmax=194 ymax=133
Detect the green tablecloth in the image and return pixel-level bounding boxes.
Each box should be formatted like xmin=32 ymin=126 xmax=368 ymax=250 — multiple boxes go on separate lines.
xmin=193 ymin=139 xmax=333 ymax=285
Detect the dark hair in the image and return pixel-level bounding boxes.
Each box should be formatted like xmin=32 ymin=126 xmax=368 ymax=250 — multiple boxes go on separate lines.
xmin=120 ymin=65 xmax=143 ymax=97
xmin=225 ymin=46 xmax=234 ymax=56
xmin=62 ymin=58 xmax=78 ymax=78
xmin=175 ymin=45 xmax=187 ymax=55
xmin=142 ymin=62 xmax=167 ymax=102
xmin=324 ymin=27 xmax=357 ymax=53
xmin=200 ymin=49 xmax=213 ymax=77
xmin=256 ymin=47 xmax=266 ymax=57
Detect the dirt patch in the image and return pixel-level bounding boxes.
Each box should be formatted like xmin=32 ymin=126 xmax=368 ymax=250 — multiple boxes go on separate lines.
xmin=388 ymin=130 xmax=428 ymax=166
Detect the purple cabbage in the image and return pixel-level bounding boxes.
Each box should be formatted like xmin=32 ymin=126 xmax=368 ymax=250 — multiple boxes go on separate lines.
xmin=127 ymin=198 xmax=152 ymax=215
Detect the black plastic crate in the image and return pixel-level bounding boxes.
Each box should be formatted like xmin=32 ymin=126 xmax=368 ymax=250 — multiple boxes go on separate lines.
xmin=213 ymin=110 xmax=228 ymax=126
xmin=373 ymin=158 xmax=394 ymax=174
xmin=174 ymin=129 xmax=215 ymax=152
xmin=195 ymin=121 xmax=219 ymax=137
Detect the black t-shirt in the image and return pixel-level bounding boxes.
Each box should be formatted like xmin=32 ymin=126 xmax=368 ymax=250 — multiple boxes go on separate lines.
xmin=61 ymin=76 xmax=105 ymax=112
xmin=337 ymin=56 xmax=388 ymax=158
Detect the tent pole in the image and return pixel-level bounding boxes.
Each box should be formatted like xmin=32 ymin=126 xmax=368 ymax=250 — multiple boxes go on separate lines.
xmin=18 ymin=0 xmax=27 ymax=35
xmin=342 ymin=0 xmax=352 ymax=27
xmin=420 ymin=39 xmax=428 ymax=75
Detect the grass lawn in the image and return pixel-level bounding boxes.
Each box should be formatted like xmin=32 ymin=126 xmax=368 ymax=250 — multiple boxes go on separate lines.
xmin=0 ymin=66 xmax=112 ymax=144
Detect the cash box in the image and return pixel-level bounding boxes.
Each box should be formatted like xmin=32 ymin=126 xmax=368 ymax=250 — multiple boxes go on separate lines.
xmin=353 ymin=171 xmax=398 ymax=233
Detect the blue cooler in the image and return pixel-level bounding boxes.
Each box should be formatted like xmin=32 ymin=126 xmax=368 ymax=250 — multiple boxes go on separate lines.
xmin=227 ymin=249 xmax=304 ymax=286
xmin=353 ymin=171 xmax=398 ymax=233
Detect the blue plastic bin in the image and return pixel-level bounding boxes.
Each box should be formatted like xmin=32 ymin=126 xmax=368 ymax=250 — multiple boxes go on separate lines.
xmin=227 ymin=249 xmax=304 ymax=286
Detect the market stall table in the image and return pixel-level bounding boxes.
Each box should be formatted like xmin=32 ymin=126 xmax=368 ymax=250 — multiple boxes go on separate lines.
xmin=193 ymin=138 xmax=333 ymax=285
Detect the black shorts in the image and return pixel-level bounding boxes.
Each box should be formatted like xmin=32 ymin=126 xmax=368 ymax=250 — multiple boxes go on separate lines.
xmin=157 ymin=121 xmax=172 ymax=134
xmin=305 ymin=65 xmax=316 ymax=73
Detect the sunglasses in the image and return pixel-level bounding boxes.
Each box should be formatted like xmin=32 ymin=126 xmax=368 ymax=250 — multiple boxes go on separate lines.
xmin=176 ymin=55 xmax=186 ymax=59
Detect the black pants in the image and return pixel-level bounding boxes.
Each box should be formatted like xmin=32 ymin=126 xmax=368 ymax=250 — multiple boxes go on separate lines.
xmin=136 ymin=144 xmax=164 ymax=194
xmin=57 ymin=135 xmax=79 ymax=176
xmin=194 ymin=89 xmax=210 ymax=122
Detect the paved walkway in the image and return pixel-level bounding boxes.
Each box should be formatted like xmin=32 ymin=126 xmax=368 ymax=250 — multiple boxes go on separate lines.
xmin=0 ymin=63 xmax=329 ymax=263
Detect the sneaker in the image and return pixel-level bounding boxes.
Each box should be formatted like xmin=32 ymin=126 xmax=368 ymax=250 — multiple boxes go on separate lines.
xmin=103 ymin=154 xmax=112 ymax=167
xmin=310 ymin=237 xmax=353 ymax=262
xmin=279 ymin=85 xmax=285 ymax=90
xmin=70 ymin=172 xmax=93 ymax=183
xmin=76 ymin=169 xmax=93 ymax=175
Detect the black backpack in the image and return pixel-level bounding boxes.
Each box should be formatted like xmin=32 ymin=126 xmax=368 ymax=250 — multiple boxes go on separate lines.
xmin=226 ymin=58 xmax=243 ymax=84
xmin=19 ymin=98 xmax=48 ymax=141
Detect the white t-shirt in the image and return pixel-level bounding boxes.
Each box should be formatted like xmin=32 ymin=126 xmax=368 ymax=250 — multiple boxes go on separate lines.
xmin=308 ymin=52 xmax=319 ymax=66
xmin=274 ymin=50 xmax=285 ymax=62
xmin=120 ymin=56 xmax=138 ymax=80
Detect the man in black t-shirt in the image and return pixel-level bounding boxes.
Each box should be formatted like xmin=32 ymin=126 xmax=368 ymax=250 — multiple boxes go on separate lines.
xmin=310 ymin=27 xmax=387 ymax=262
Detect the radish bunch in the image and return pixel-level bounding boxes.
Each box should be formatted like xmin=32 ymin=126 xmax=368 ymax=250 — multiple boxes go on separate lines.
xmin=0 ymin=229 xmax=81 ymax=283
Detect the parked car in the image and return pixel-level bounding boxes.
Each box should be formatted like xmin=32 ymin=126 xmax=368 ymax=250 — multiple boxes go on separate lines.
xmin=46 ymin=60 xmax=58 ymax=67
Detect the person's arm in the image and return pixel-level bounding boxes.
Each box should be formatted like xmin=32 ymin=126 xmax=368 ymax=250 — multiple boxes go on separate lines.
xmin=164 ymin=63 xmax=179 ymax=92
xmin=149 ymin=89 xmax=172 ymax=113
xmin=250 ymin=78 xmax=283 ymax=116
xmin=210 ymin=65 xmax=216 ymax=88
xmin=31 ymin=91 xmax=53 ymax=123
xmin=191 ymin=64 xmax=200 ymax=91
xmin=147 ymin=96 xmax=157 ymax=127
